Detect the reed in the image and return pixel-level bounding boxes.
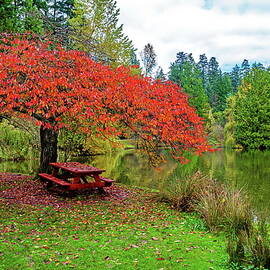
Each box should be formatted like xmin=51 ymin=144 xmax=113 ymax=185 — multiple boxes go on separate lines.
xmin=160 ymin=171 xmax=252 ymax=233
xmin=196 ymin=183 xmax=252 ymax=233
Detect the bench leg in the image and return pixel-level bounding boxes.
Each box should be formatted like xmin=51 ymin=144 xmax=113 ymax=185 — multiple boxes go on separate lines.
xmin=104 ymin=181 xmax=113 ymax=187
xmin=52 ymin=167 xmax=59 ymax=177
xmin=81 ymin=176 xmax=88 ymax=184
xmin=98 ymin=187 xmax=107 ymax=195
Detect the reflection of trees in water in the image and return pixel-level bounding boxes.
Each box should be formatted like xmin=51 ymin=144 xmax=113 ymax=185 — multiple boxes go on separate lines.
xmin=0 ymin=158 xmax=39 ymax=175
xmin=86 ymin=150 xmax=178 ymax=190
xmin=2 ymin=147 xmax=270 ymax=212
xmin=112 ymin=151 xmax=176 ymax=190
xmin=231 ymin=151 xmax=270 ymax=212
xmin=198 ymin=149 xmax=270 ymax=213
xmin=88 ymin=150 xmax=208 ymax=191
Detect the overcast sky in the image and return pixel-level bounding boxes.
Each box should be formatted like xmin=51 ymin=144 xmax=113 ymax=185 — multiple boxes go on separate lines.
xmin=117 ymin=0 xmax=270 ymax=73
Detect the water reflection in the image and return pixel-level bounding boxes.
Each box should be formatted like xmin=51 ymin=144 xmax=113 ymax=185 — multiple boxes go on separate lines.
xmin=76 ymin=150 xmax=178 ymax=190
xmin=198 ymin=150 xmax=270 ymax=211
xmin=0 ymin=158 xmax=39 ymax=175
xmin=81 ymin=149 xmax=270 ymax=211
xmin=1 ymin=149 xmax=270 ymax=210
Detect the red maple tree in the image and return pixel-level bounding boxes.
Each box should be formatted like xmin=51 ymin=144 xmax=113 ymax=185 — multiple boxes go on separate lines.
xmin=0 ymin=34 xmax=211 ymax=173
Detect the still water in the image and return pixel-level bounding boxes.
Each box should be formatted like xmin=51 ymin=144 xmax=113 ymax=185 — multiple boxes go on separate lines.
xmin=1 ymin=149 xmax=270 ymax=210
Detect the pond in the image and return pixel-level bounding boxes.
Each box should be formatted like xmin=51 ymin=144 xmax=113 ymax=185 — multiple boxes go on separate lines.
xmin=1 ymin=149 xmax=270 ymax=211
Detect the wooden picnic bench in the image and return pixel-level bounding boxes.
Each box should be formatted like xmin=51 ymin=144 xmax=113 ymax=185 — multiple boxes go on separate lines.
xmin=38 ymin=162 xmax=114 ymax=191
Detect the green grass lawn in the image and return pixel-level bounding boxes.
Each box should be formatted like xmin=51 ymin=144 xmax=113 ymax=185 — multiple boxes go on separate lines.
xmin=0 ymin=177 xmax=228 ymax=269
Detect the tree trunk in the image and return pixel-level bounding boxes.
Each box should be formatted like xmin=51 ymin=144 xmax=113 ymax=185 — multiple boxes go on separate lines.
xmin=39 ymin=126 xmax=58 ymax=174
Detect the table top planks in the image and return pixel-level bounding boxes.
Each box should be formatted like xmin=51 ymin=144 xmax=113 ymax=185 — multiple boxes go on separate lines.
xmin=49 ymin=162 xmax=105 ymax=175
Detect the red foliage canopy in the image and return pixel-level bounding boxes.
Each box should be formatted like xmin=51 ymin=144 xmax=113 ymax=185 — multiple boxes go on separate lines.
xmin=0 ymin=34 xmax=211 ymax=162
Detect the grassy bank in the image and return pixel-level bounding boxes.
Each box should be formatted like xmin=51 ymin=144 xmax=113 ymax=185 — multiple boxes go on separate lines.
xmin=159 ymin=171 xmax=270 ymax=269
xmin=0 ymin=174 xmax=228 ymax=269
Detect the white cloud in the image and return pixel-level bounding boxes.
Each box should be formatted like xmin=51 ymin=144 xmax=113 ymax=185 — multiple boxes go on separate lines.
xmin=117 ymin=0 xmax=270 ymax=72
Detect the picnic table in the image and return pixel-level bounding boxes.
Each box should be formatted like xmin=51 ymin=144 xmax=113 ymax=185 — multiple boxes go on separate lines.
xmin=38 ymin=162 xmax=114 ymax=191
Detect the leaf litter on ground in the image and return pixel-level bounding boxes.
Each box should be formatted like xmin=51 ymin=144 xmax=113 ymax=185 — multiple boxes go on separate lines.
xmin=0 ymin=173 xmax=228 ymax=269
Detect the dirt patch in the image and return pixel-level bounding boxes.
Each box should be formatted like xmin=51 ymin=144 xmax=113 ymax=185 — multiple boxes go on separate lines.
xmin=0 ymin=173 xmax=132 ymax=208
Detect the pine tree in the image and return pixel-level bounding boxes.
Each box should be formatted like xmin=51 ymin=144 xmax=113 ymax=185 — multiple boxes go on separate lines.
xmin=224 ymin=95 xmax=237 ymax=147
xmin=206 ymin=57 xmax=219 ymax=106
xmin=252 ymin=62 xmax=264 ymax=70
xmin=230 ymin=64 xmax=241 ymax=93
xmin=206 ymin=58 xmax=233 ymax=112
xmin=69 ymin=0 xmax=134 ymax=66
xmin=187 ymin=53 xmax=195 ymax=64
xmin=216 ymin=72 xmax=233 ymax=112
xmin=0 ymin=0 xmax=44 ymax=33
xmin=169 ymin=55 xmax=210 ymax=119
xmin=240 ymin=59 xmax=250 ymax=78
xmin=208 ymin=57 xmax=219 ymax=76
xmin=155 ymin=66 xmax=166 ymax=81
xmin=197 ymin=54 xmax=208 ymax=89
xmin=175 ymin=52 xmax=187 ymax=65
xmin=130 ymin=50 xmax=140 ymax=66
xmin=45 ymin=0 xmax=74 ymax=26
xmin=175 ymin=52 xmax=195 ymax=65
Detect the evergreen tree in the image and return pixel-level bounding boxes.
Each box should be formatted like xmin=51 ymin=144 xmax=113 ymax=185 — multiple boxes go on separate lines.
xmin=197 ymin=54 xmax=208 ymax=89
xmin=187 ymin=53 xmax=195 ymax=64
xmin=0 ymin=0 xmax=45 ymax=33
xmin=234 ymin=68 xmax=270 ymax=149
xmin=140 ymin=43 xmax=157 ymax=76
xmin=42 ymin=0 xmax=74 ymax=43
xmin=240 ymin=59 xmax=250 ymax=78
xmin=175 ymin=52 xmax=187 ymax=65
xmin=206 ymin=57 xmax=220 ymax=107
xmin=216 ymin=72 xmax=233 ymax=112
xmin=175 ymin=52 xmax=194 ymax=65
xmin=130 ymin=50 xmax=140 ymax=66
xmin=252 ymin=62 xmax=264 ymax=70
xmin=224 ymin=95 xmax=237 ymax=147
xmin=206 ymin=58 xmax=233 ymax=112
xmin=208 ymin=57 xmax=219 ymax=76
xmin=129 ymin=49 xmax=142 ymax=76
xmin=155 ymin=66 xmax=166 ymax=81
xmin=69 ymin=0 xmax=134 ymax=66
xmin=45 ymin=0 xmax=74 ymax=26
xmin=230 ymin=64 xmax=241 ymax=93
xmin=169 ymin=56 xmax=210 ymax=119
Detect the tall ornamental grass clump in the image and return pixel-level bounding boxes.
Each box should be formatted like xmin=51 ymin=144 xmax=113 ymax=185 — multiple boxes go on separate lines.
xmin=196 ymin=183 xmax=252 ymax=233
xmin=159 ymin=171 xmax=206 ymax=212
xmin=247 ymin=218 xmax=270 ymax=268
xmin=160 ymin=171 xmax=252 ymax=233
xmin=160 ymin=170 xmax=270 ymax=268
xmin=227 ymin=216 xmax=270 ymax=269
